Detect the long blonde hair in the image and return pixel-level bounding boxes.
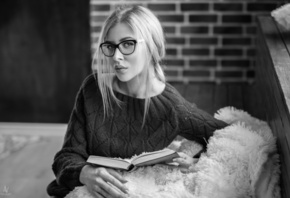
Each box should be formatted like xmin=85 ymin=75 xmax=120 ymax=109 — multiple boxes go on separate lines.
xmin=92 ymin=5 xmax=166 ymax=126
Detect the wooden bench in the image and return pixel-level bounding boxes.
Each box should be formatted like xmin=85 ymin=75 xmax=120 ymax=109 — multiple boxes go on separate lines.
xmin=256 ymin=15 xmax=290 ymax=198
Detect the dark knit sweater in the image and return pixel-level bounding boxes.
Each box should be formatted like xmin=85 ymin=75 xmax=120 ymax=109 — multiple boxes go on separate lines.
xmin=47 ymin=74 xmax=228 ymax=197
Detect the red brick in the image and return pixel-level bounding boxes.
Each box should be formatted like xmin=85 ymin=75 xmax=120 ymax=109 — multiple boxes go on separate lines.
xmin=222 ymin=14 xmax=252 ymax=23
xmin=163 ymin=26 xmax=176 ymax=34
xmin=158 ymin=14 xmax=184 ymax=23
xmin=164 ymin=59 xmax=184 ymax=67
xmin=214 ymin=48 xmax=243 ymax=56
xmin=91 ymin=26 xmax=102 ymax=33
xmin=91 ymin=4 xmax=110 ymax=11
xmin=189 ymin=59 xmax=217 ymax=67
xmin=166 ymin=37 xmax=185 ymax=45
xmin=247 ymin=3 xmax=278 ymax=12
xmin=169 ymin=79 xmax=186 ymax=84
xmin=170 ymin=81 xmax=184 ymax=86
xmin=221 ymin=59 xmax=250 ymax=67
xmin=91 ymin=36 xmax=99 ymax=44
xmin=190 ymin=37 xmax=218 ymax=45
xmin=222 ymin=38 xmax=252 ymax=45
xmin=183 ymin=70 xmax=210 ymax=77
xmin=215 ymin=71 xmax=243 ymax=78
xmin=166 ymin=48 xmax=177 ymax=56
xmin=214 ymin=26 xmax=243 ymax=34
xmin=112 ymin=3 xmax=142 ymax=9
xmin=189 ymin=14 xmax=217 ymax=23
xmin=148 ymin=3 xmax=176 ymax=11
xmin=214 ymin=3 xmax=243 ymax=11
xmin=165 ymin=70 xmax=179 ymax=77
xmin=182 ymin=48 xmax=210 ymax=56
xmin=91 ymin=15 xmax=108 ymax=23
xmin=180 ymin=26 xmax=208 ymax=34
xmin=180 ymin=3 xmax=209 ymax=11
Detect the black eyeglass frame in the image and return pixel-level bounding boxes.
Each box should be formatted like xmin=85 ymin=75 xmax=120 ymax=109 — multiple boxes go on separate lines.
xmin=100 ymin=39 xmax=144 ymax=57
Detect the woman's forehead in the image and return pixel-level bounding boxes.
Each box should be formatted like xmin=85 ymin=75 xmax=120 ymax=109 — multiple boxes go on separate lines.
xmin=106 ymin=23 xmax=137 ymax=43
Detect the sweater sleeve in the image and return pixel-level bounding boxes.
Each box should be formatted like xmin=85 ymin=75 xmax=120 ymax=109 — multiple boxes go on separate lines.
xmin=52 ymin=82 xmax=89 ymax=190
xmin=176 ymin=101 xmax=228 ymax=148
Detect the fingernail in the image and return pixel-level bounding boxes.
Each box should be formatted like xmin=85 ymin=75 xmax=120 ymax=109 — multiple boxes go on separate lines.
xmin=126 ymin=189 xmax=129 ymax=194
xmin=123 ymin=189 xmax=129 ymax=195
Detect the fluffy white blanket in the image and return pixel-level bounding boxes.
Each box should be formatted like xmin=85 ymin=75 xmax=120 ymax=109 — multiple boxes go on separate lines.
xmin=65 ymin=107 xmax=281 ymax=198
xmin=271 ymin=3 xmax=290 ymax=30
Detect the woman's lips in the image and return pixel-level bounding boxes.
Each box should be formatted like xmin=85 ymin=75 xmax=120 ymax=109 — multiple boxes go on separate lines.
xmin=115 ymin=65 xmax=127 ymax=71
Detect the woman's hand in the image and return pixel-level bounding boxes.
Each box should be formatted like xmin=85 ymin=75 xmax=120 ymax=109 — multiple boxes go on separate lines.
xmin=80 ymin=165 xmax=129 ymax=198
xmin=173 ymin=152 xmax=198 ymax=173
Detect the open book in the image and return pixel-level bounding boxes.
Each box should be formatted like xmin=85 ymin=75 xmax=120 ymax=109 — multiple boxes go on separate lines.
xmin=86 ymin=148 xmax=179 ymax=171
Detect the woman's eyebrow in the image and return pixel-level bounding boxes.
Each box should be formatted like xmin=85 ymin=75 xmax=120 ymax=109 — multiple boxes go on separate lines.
xmin=119 ymin=37 xmax=135 ymax=42
xmin=105 ymin=37 xmax=135 ymax=44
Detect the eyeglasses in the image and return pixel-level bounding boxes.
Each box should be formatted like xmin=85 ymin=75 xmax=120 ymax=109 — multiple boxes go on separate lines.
xmin=100 ymin=39 xmax=144 ymax=57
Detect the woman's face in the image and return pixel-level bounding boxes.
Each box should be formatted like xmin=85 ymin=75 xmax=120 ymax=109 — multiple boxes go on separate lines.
xmin=105 ymin=23 xmax=148 ymax=82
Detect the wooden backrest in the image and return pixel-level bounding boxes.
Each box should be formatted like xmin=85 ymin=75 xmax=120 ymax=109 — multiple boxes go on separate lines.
xmin=256 ymin=15 xmax=290 ymax=198
xmin=0 ymin=1 xmax=91 ymax=123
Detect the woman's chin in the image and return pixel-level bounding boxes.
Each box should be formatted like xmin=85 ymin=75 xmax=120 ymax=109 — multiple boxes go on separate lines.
xmin=115 ymin=75 xmax=129 ymax=82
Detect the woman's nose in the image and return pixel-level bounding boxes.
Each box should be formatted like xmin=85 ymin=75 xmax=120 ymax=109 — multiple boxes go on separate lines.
xmin=113 ymin=48 xmax=123 ymax=61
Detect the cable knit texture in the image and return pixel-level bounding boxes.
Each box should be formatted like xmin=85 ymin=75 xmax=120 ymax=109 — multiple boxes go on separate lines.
xmin=47 ymin=74 xmax=228 ymax=197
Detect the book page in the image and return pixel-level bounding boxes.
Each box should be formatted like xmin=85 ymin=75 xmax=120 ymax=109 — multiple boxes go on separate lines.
xmin=87 ymin=156 xmax=132 ymax=170
xmin=132 ymin=149 xmax=173 ymax=159
xmin=131 ymin=149 xmax=179 ymax=166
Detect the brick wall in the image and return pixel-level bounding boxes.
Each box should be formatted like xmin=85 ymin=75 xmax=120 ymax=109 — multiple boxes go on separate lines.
xmin=90 ymin=0 xmax=283 ymax=84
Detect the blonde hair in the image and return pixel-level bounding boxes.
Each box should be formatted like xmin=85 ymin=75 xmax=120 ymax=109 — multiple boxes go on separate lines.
xmin=92 ymin=5 xmax=166 ymax=126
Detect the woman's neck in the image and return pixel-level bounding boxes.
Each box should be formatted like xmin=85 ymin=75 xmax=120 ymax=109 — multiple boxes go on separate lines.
xmin=118 ymin=80 xmax=145 ymax=98
xmin=114 ymin=74 xmax=165 ymax=99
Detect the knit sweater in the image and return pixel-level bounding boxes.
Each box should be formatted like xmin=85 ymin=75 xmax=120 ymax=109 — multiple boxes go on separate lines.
xmin=47 ymin=74 xmax=228 ymax=197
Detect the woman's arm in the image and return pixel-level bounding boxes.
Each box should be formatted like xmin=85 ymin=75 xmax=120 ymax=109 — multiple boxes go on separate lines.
xmin=52 ymin=84 xmax=89 ymax=190
xmin=52 ymin=77 xmax=129 ymax=197
xmin=79 ymin=165 xmax=128 ymax=198
xmin=176 ymin=101 xmax=228 ymax=148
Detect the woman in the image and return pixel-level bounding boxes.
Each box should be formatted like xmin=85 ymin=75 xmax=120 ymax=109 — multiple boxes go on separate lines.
xmin=47 ymin=5 xmax=228 ymax=198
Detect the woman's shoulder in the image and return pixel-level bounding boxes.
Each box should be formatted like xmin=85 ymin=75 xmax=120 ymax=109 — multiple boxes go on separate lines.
xmin=163 ymin=83 xmax=185 ymax=100
xmin=156 ymin=83 xmax=185 ymax=106
xmin=78 ymin=73 xmax=102 ymax=99
xmin=81 ymin=73 xmax=98 ymax=88
xmin=162 ymin=82 xmax=197 ymax=109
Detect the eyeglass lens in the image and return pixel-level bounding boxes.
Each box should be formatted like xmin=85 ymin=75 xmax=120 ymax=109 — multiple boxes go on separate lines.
xmin=101 ymin=40 xmax=136 ymax=57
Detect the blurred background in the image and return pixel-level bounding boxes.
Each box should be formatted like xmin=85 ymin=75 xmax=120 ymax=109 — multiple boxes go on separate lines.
xmin=0 ymin=0 xmax=285 ymax=123
xmin=0 ymin=1 xmax=289 ymax=197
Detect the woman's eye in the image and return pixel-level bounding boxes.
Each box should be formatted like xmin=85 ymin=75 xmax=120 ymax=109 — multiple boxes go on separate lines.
xmin=122 ymin=41 xmax=134 ymax=48
xmin=107 ymin=45 xmax=114 ymax=50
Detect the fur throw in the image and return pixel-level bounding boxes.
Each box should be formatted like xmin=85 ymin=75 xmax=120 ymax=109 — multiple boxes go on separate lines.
xmin=65 ymin=107 xmax=280 ymax=198
xmin=271 ymin=3 xmax=290 ymax=30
